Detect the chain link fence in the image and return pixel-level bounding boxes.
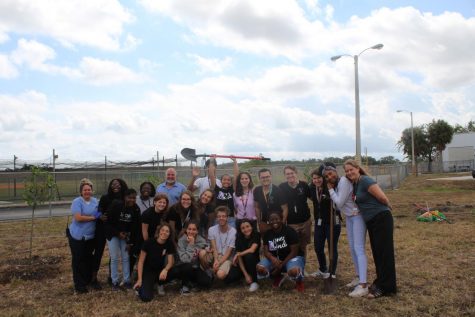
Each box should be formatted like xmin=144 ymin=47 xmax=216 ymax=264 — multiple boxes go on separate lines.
xmin=0 ymin=162 xmax=411 ymax=202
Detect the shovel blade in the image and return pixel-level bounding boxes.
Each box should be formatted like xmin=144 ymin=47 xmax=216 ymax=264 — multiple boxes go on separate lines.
xmin=323 ymin=276 xmax=338 ymax=295
xmin=181 ymin=148 xmax=197 ymax=162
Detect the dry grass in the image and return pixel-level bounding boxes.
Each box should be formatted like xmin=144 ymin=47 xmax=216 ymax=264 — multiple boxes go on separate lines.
xmin=0 ymin=173 xmax=474 ymax=317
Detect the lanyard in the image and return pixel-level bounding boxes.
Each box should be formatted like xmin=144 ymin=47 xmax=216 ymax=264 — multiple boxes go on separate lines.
xmin=240 ymin=192 xmax=250 ymax=218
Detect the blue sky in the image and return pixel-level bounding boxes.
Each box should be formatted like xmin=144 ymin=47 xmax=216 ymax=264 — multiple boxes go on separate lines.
xmin=0 ymin=0 xmax=474 ymax=164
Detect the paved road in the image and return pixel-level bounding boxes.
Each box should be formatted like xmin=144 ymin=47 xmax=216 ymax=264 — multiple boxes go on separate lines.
xmin=0 ymin=205 xmax=71 ymax=221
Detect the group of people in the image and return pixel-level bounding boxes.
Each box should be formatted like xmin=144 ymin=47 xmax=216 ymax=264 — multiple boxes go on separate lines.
xmin=67 ymin=158 xmax=397 ymax=301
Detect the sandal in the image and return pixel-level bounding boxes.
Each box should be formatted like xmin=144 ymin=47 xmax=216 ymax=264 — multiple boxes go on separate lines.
xmin=367 ymin=287 xmax=384 ymax=299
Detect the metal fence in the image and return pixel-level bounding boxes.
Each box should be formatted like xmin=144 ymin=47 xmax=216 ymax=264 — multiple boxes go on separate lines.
xmin=0 ymin=163 xmax=410 ymax=202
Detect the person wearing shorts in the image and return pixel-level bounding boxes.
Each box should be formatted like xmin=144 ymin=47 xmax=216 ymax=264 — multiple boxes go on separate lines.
xmin=279 ymin=166 xmax=312 ymax=258
xmin=257 ymin=212 xmax=305 ymax=292
xmin=200 ymin=206 xmax=236 ymax=280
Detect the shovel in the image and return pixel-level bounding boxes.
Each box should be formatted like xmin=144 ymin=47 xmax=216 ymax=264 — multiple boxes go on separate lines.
xmin=323 ymin=203 xmax=338 ymax=294
xmin=180 ymin=147 xmax=271 ymax=162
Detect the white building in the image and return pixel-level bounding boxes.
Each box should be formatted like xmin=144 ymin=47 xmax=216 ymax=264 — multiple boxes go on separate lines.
xmin=442 ymin=132 xmax=475 ymax=171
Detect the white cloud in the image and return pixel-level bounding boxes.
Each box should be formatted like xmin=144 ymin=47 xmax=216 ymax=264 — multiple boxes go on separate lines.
xmin=188 ymin=54 xmax=232 ymax=73
xmin=7 ymin=39 xmax=144 ymax=85
xmin=0 ymin=54 xmax=18 ymax=78
xmin=0 ymin=0 xmax=135 ymax=51
xmin=78 ymin=57 xmax=145 ymax=86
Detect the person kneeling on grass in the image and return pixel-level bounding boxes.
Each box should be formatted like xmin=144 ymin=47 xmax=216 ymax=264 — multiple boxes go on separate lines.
xmin=134 ymin=224 xmax=191 ymax=302
xmin=199 ymin=206 xmax=236 ymax=281
xmin=224 ymin=218 xmax=261 ymax=292
xmin=257 ymin=211 xmax=305 ymax=292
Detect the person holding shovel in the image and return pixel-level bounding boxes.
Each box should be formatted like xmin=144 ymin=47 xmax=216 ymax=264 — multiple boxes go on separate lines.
xmin=323 ymin=162 xmax=368 ymax=297
xmin=344 ymin=159 xmax=397 ymax=299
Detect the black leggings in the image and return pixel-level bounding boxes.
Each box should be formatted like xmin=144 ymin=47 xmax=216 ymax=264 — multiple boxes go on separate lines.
xmin=92 ymin=221 xmax=107 ymax=275
xmin=366 ymin=211 xmax=397 ymax=294
xmin=224 ymin=254 xmax=258 ymax=284
xmin=313 ymin=223 xmax=341 ymax=275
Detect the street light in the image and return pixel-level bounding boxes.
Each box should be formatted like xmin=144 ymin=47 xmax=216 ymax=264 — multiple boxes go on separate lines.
xmin=331 ymin=43 xmax=384 ymax=164
xmin=397 ymin=110 xmax=417 ymax=176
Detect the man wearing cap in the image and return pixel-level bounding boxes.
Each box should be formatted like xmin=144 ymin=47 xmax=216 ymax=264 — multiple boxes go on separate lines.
xmin=156 ymin=168 xmax=186 ymax=206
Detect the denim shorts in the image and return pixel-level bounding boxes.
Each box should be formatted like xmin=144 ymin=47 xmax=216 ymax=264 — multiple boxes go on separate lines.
xmin=257 ymin=256 xmax=305 ymax=280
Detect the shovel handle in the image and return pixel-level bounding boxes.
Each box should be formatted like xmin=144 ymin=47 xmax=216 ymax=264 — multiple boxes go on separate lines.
xmin=209 ymin=154 xmax=270 ymax=160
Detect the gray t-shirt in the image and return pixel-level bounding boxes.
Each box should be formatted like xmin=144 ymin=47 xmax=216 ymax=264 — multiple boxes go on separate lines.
xmin=208 ymin=224 xmax=236 ymax=255
xmin=354 ymin=175 xmax=390 ymax=222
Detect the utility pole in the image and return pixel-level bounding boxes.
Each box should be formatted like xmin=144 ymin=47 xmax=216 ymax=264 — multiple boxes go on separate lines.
xmin=13 ymin=155 xmax=17 ymax=198
xmin=104 ymin=155 xmax=107 ymax=192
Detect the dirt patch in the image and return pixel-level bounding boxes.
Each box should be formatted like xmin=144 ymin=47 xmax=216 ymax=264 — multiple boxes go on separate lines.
xmin=0 ymin=255 xmax=63 ymax=284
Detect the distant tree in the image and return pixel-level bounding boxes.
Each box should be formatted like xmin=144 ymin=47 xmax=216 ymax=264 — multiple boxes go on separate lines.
xmin=428 ymin=119 xmax=454 ymax=162
xmin=379 ymin=156 xmax=399 ymax=164
xmin=397 ymin=125 xmax=431 ymax=169
xmin=453 ymin=120 xmax=475 ymax=133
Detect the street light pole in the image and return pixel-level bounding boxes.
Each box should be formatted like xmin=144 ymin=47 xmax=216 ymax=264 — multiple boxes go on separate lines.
xmin=331 ymin=44 xmax=384 ymax=164
xmin=397 ymin=110 xmax=417 ymax=176
xmin=354 ymin=55 xmax=361 ymax=164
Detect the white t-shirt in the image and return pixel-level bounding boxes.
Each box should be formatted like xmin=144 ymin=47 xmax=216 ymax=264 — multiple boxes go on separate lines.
xmin=208 ymin=224 xmax=236 ymax=255
xmin=194 ymin=177 xmax=222 ymax=196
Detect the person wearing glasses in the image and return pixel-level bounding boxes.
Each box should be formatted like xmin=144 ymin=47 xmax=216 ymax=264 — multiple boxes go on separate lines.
xmin=253 ymin=168 xmax=288 ymax=234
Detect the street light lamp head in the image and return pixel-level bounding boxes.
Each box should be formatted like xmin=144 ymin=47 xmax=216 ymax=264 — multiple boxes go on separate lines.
xmin=372 ymin=44 xmax=384 ymax=50
xmin=331 ymin=55 xmax=341 ymax=62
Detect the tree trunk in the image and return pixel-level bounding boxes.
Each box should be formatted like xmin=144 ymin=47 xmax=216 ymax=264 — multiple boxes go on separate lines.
xmin=29 ymin=203 xmax=36 ymax=262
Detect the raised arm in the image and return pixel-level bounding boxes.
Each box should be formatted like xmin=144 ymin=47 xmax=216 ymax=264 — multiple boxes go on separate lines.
xmin=187 ymin=166 xmax=201 ymax=192
xmin=328 ymin=178 xmax=353 ymax=210
xmin=232 ymin=158 xmax=239 ymax=189
xmin=209 ymin=159 xmax=217 ymax=190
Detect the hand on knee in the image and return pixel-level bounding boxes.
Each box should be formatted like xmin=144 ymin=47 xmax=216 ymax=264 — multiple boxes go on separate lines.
xmin=287 ymin=267 xmax=300 ymax=278
xmin=256 ymin=265 xmax=267 ymax=276
xmin=216 ymin=270 xmax=227 ymax=280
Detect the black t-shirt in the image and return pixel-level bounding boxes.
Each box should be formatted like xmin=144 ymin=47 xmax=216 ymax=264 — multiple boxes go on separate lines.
xmin=168 ymin=205 xmax=196 ymax=235
xmin=142 ymin=238 xmax=176 ymax=272
xmin=253 ymin=185 xmax=286 ymax=222
xmin=309 ymin=183 xmax=333 ymax=224
xmin=279 ymin=181 xmax=311 ymax=224
xmin=105 ymin=200 xmax=140 ymax=242
xmin=141 ymin=207 xmax=178 ymax=240
xmin=214 ymin=186 xmax=235 ymax=216
xmin=263 ymin=225 xmax=302 ymax=260
xmin=235 ymin=232 xmax=261 ymax=260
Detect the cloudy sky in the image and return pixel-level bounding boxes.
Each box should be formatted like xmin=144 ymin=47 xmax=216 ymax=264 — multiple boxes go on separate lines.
xmin=1 ymin=0 xmax=474 ymax=164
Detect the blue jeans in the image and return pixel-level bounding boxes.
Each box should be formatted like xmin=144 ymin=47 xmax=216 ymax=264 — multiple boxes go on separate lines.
xmin=107 ymin=237 xmax=130 ymax=285
xmin=257 ymin=256 xmax=305 ymax=281
xmin=346 ymin=214 xmax=367 ymax=283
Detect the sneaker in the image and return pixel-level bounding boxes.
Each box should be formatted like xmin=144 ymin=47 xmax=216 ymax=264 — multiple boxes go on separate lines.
xmin=180 ymin=285 xmax=191 ymax=295
xmin=123 ymin=282 xmax=133 ymax=290
xmin=349 ymin=285 xmax=369 ymax=297
xmin=157 ymin=285 xmax=166 ymax=296
xmin=111 ymin=283 xmax=121 ymax=292
xmin=295 ymin=280 xmax=305 ymax=293
xmin=310 ymin=269 xmax=330 ymax=279
xmin=249 ymin=282 xmax=259 ymax=292
xmin=346 ymin=277 xmax=359 ymax=288
xmin=272 ymin=275 xmax=284 ymax=288
xmin=331 ymin=274 xmax=337 ymax=279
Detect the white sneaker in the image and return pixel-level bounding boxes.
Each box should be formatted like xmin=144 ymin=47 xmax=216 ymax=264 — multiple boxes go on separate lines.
xmin=157 ymin=285 xmax=166 ymax=296
xmin=349 ymin=285 xmax=369 ymax=297
xmin=248 ymin=282 xmax=259 ymax=292
xmin=310 ymin=269 xmax=330 ymax=279
xmin=180 ymin=285 xmax=190 ymax=295
xmin=346 ymin=277 xmax=360 ymax=288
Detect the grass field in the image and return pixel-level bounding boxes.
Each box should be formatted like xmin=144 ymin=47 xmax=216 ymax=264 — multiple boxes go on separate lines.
xmin=0 ymin=173 xmax=474 ymax=316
